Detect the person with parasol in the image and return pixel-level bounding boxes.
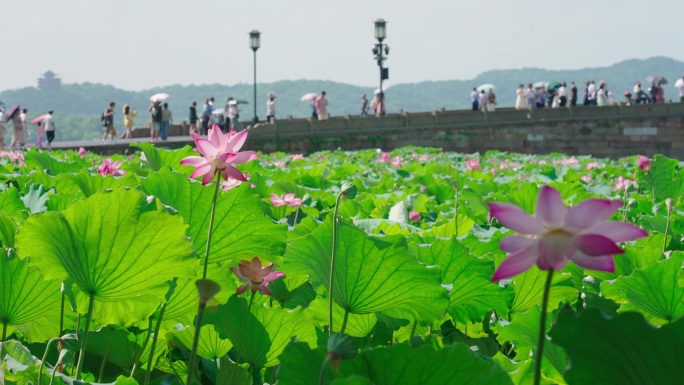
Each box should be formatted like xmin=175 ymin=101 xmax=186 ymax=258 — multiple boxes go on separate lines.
xmin=6 ymin=105 xmax=25 ymax=149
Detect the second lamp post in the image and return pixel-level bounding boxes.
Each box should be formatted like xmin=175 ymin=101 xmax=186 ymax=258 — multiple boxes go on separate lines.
xmin=372 ymin=19 xmax=389 ymax=102
xmin=249 ymin=30 xmax=261 ymax=125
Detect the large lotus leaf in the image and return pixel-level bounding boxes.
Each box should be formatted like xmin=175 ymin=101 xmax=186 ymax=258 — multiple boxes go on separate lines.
xmin=23 ymin=150 xmax=82 ymax=176
xmin=591 ymin=237 xmax=663 ymax=281
xmin=636 ymin=154 xmax=684 ymax=202
xmin=2 ymin=339 xmax=67 ymax=385
xmin=307 ymin=296 xmax=377 ymax=337
xmin=509 ymin=267 xmax=577 ymax=314
xmin=216 ymin=357 xmax=250 ymax=385
xmin=130 ymin=142 xmax=196 ymax=173
xmin=496 ymin=307 xmax=568 ymax=384
xmin=162 ymin=265 xmax=236 ymax=329
xmin=1 ymin=251 xmax=62 ymax=342
xmin=140 ymin=168 xmax=286 ymax=264
xmin=284 ymin=217 xmax=448 ymax=322
xmin=408 ymin=237 xmax=514 ymax=324
xmin=203 ymin=296 xmax=316 ymax=368
xmin=421 ymin=214 xmax=475 ymax=238
xmin=15 ymin=188 xmax=198 ymax=326
xmin=20 ymin=184 xmax=49 ymax=214
xmin=156 ymin=356 xmax=188 ymax=376
xmin=54 ymin=170 xmax=140 ymax=198
xmin=86 ymin=326 xmax=165 ymax=374
xmin=601 ymin=252 xmax=684 ymax=325
xmin=0 ymin=187 xmax=28 ymax=221
xmin=549 ymin=307 xmax=684 ymax=385
xmin=492 ymin=353 xmax=554 ymax=385
xmin=174 ymin=324 xmax=233 ymax=360
xmin=278 ymin=341 xmax=513 ymax=385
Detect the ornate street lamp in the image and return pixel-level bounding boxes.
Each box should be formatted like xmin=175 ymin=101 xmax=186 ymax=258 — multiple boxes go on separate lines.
xmin=372 ymin=19 xmax=389 ymax=114
xmin=249 ymin=30 xmax=261 ymax=125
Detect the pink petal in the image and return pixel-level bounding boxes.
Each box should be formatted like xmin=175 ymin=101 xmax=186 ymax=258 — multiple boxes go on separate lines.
xmin=238 ymin=263 xmax=255 ymax=280
xmin=258 ymin=263 xmax=274 ymax=278
xmin=581 ymin=222 xmax=649 ymax=243
xmin=224 ymin=165 xmax=248 ymax=181
xmin=218 ymin=152 xmax=238 ymax=163
xmin=539 ymin=233 xmax=574 ymax=269
xmin=225 ymin=130 xmax=249 ymax=153
xmin=258 ymin=284 xmax=273 ymax=296
xmin=208 ymin=126 xmax=223 ymax=148
xmin=571 ymin=252 xmax=615 ymax=272
xmin=492 ymin=244 xmax=539 ymax=281
xmin=574 ymin=234 xmax=625 ymax=256
xmin=235 ymin=283 xmax=249 ymax=295
xmin=500 ymin=235 xmax=536 ymax=253
xmin=190 ymin=131 xmax=202 ymax=142
xmin=264 ymin=271 xmax=285 ymax=282
xmin=231 ymin=151 xmax=258 ymax=165
xmin=201 ymin=171 xmax=216 ymax=185
xmin=270 ymin=194 xmax=285 ymax=206
xmin=180 ymin=156 xmax=208 ymax=166
xmin=535 ymin=186 xmax=567 ymax=227
xmin=195 ymin=138 xmax=219 ymax=158
xmin=230 ymin=266 xmax=246 ymax=280
xmin=565 ymin=199 xmax=622 ymax=230
xmin=249 ymin=257 xmax=262 ymax=272
xmin=489 ymin=203 xmax=543 ymax=234
xmin=190 ymin=163 xmax=213 ymax=179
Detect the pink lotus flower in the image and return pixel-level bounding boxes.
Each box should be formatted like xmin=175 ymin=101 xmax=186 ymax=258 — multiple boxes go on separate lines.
xmin=180 ymin=125 xmax=258 ymax=185
xmin=0 ymin=151 xmax=25 ymax=166
xmin=230 ymin=257 xmax=285 ymax=296
xmin=78 ymin=147 xmax=87 ymax=157
xmin=269 ymin=193 xmax=303 ymax=207
xmin=409 ymin=210 xmax=421 ymax=222
xmin=613 ymin=176 xmax=636 ymax=191
xmin=489 ymin=186 xmax=647 ymax=281
xmin=391 ymin=156 xmax=404 ymax=168
xmin=490 ymin=168 xmax=499 ymax=174
xmin=580 ymin=175 xmax=595 ymax=183
xmin=561 ymin=156 xmax=579 ymax=165
xmin=97 ymin=158 xmax=125 ymax=176
xmin=538 ymin=160 xmax=547 ymax=166
xmin=220 ymin=177 xmax=244 ymax=191
xmin=378 ymin=152 xmax=391 ymax=163
xmin=290 ymin=153 xmax=305 ymax=162
xmin=465 ymin=159 xmax=480 ymax=172
xmin=585 ymin=161 xmax=604 ymax=170
xmin=637 ymin=156 xmax=651 ymax=171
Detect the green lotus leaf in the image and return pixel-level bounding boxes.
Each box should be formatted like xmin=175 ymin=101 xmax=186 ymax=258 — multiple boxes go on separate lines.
xmin=277 ymin=341 xmax=513 ymax=385
xmin=408 ymin=237 xmax=514 ymax=324
xmin=156 ymin=356 xmax=188 ymax=376
xmin=307 ymin=296 xmax=377 ymax=337
xmin=24 ymin=150 xmax=82 ymax=176
xmin=130 ymin=142 xmax=196 ymax=173
xmin=421 ymin=215 xmax=475 ymax=237
xmin=509 ymin=267 xmax=577 ymax=314
xmin=140 ymin=168 xmax=287 ymax=264
xmin=2 ymin=339 xmax=66 ymax=385
xmin=174 ymin=324 xmax=233 ymax=360
xmin=216 ymin=357 xmax=250 ymax=385
xmin=15 ymin=188 xmax=198 ymax=326
xmin=331 ymin=377 xmax=374 ymax=385
xmin=284 ymin=217 xmax=448 ymax=322
xmin=549 ymin=307 xmax=684 ymax=385
xmin=86 ymin=326 xmax=165 ymax=374
xmin=636 ymin=155 xmax=684 ymax=202
xmin=20 ymin=184 xmax=49 ymax=214
xmin=54 ymin=170 xmax=140 ymax=198
xmin=204 ymin=296 xmax=316 ymax=368
xmin=601 ymin=252 xmax=684 ymax=325
xmin=0 ymin=187 xmax=28 ymax=221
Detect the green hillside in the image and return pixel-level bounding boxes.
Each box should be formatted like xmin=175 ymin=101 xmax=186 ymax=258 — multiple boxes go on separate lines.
xmin=1 ymin=56 xmax=682 ymax=142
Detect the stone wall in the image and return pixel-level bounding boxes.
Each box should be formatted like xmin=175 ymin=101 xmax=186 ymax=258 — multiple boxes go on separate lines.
xmin=244 ymin=103 xmax=684 ymax=159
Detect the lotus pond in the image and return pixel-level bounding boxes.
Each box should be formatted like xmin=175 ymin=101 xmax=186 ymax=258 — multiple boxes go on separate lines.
xmin=0 ymin=139 xmax=682 ymax=385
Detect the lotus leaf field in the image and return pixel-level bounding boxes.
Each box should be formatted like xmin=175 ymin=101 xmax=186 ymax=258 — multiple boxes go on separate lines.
xmin=0 ymin=139 xmax=683 ymax=385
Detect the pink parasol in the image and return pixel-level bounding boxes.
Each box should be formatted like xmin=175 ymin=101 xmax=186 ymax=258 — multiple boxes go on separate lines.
xmin=3 ymin=104 xmax=19 ymax=122
xmin=300 ymin=93 xmax=318 ymax=101
xmin=30 ymin=114 xmax=49 ymax=124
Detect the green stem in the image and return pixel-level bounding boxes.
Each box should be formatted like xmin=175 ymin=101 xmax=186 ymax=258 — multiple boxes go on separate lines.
xmin=202 ymin=172 xmax=222 ymax=280
xmin=648 ymin=173 xmax=655 ymax=206
xmin=621 ymin=187 xmax=628 ymax=222
xmin=38 ymin=338 xmax=57 ymax=385
xmin=59 ymin=293 xmax=65 ymax=336
xmin=454 ymin=182 xmax=459 ymax=237
xmin=251 ymin=365 xmax=261 ymax=385
xmin=187 ymin=300 xmax=208 ymax=385
xmin=409 ymin=319 xmax=418 ymax=340
xmin=318 ymin=356 xmax=332 ymax=385
xmin=70 ymin=314 xmax=81 ymax=377
xmin=663 ymin=205 xmax=672 ymax=255
xmin=293 ymin=205 xmax=300 ymax=229
xmin=75 ymin=293 xmax=95 ymax=380
xmin=339 ymin=309 xmax=350 ymax=334
xmin=328 ymin=190 xmax=344 ymax=335
xmin=144 ymin=303 xmax=167 ymax=385
xmin=214 ymin=359 xmax=220 ymax=385
xmin=533 ymin=269 xmax=554 ymax=385
xmin=99 ymin=332 xmax=114 ymax=383
xmin=130 ymin=317 xmax=154 ymax=377
xmin=49 ymin=364 xmax=58 ymax=385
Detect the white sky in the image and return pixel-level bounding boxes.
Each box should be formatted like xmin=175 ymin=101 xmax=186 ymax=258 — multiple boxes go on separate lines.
xmin=3 ymin=0 xmax=682 ymax=91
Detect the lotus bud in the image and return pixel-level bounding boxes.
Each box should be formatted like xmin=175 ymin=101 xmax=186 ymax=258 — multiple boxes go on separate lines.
xmin=409 ymin=210 xmax=421 ymax=223
xmin=637 ymin=155 xmax=651 ymax=172
xmin=666 ymin=198 xmax=673 ymax=213
xmin=326 ymin=333 xmax=357 ymax=370
xmin=196 ymin=279 xmax=221 ymax=305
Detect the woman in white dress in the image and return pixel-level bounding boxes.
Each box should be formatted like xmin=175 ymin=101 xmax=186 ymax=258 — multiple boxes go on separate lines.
xmin=515 ymin=84 xmax=526 ymax=110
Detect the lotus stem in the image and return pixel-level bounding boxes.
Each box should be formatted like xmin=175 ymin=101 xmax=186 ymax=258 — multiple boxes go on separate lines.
xmin=187 ymin=299 xmax=208 ymax=385
xmin=340 ymin=309 xmax=350 ymax=334
xmin=409 ymin=319 xmax=418 ymax=340
xmin=202 ymin=172 xmax=222 ymax=280
xmin=250 ymin=365 xmax=261 ymax=385
xmin=130 ymin=317 xmax=154 ymax=377
xmin=663 ymin=202 xmax=673 ymax=255
xmin=318 ymin=356 xmax=332 ymax=385
xmin=293 ymin=205 xmax=300 ymax=229
xmin=38 ymin=338 xmax=58 ymax=385
xmin=328 ymin=189 xmax=344 ymax=335
xmin=75 ymin=292 xmax=95 ymax=380
xmin=533 ymin=269 xmax=554 ymax=385
xmin=70 ymin=314 xmax=81 ymax=377
xmin=144 ymin=303 xmax=167 ymax=385
xmin=454 ymin=182 xmax=459 ymax=237
xmin=621 ymin=187 xmax=628 ymax=222
xmin=99 ymin=332 xmax=114 ymax=383
xmin=59 ymin=293 xmax=65 ymax=336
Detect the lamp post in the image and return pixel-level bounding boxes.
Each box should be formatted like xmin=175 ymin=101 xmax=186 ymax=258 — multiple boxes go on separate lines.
xmin=249 ymin=30 xmax=261 ymax=125
xmin=372 ymin=19 xmax=389 ymax=110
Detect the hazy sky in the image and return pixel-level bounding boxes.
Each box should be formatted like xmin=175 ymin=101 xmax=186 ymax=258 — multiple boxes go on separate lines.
xmin=3 ymin=0 xmax=682 ymax=91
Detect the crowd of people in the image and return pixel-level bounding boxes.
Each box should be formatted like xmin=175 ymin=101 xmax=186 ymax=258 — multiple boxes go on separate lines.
xmin=0 ymin=105 xmax=56 ymax=149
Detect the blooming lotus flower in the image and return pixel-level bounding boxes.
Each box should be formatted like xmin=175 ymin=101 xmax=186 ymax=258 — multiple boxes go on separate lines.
xmin=489 ymin=186 xmax=647 ymax=281
xmin=391 ymin=156 xmax=404 ymax=168
xmin=580 ymin=175 xmax=595 ymax=183
xmin=465 ymin=159 xmax=480 ymax=171
xmin=269 ymin=193 xmax=303 ymax=207
xmin=378 ymin=152 xmax=391 ymax=163
xmin=78 ymin=147 xmax=87 ymax=157
xmin=180 ymin=125 xmax=258 ymax=185
xmin=230 ymin=257 xmax=285 ymax=296
xmin=409 ymin=210 xmax=421 ymax=222
xmin=637 ymin=156 xmax=651 ymax=171
xmin=290 ymin=153 xmax=305 ymax=162
xmin=220 ymin=177 xmax=244 ymax=191
xmin=97 ymin=158 xmax=125 ymax=176
xmin=613 ymin=176 xmax=636 ymax=191
xmin=561 ymin=156 xmax=579 ymax=165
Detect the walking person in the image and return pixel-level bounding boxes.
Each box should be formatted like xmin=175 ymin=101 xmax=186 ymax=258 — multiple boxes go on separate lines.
xmin=44 ymin=110 xmax=56 ymax=148
xmin=160 ymin=102 xmax=172 ymax=141
xmin=0 ymin=107 xmax=5 ymax=148
xmin=228 ymin=98 xmax=241 ymax=131
xmin=101 ymin=102 xmax=117 ymax=143
xmin=515 ymin=84 xmax=526 ymax=110
xmin=570 ymin=82 xmax=578 ymax=106
xmin=487 ymin=89 xmax=497 ymax=111
xmin=189 ymin=102 xmax=198 ymax=134
xmin=360 ymin=93 xmax=369 ymax=116
xmin=201 ymin=98 xmax=213 ymax=135
xmin=470 ymin=88 xmax=479 ymax=110
xmin=36 ymin=119 xmax=46 ymax=148
xmin=478 ymin=90 xmax=488 ymax=112
xmin=8 ymin=106 xmax=25 ymax=149
xmin=266 ymin=92 xmax=276 ymax=123
xmin=122 ymin=104 xmax=138 ymax=139
xmin=373 ymin=92 xmax=386 ymax=117
xmin=558 ymin=82 xmax=568 ymax=107
xmin=526 ymin=84 xmax=536 ymax=109
xmin=20 ymin=109 xmax=30 ymax=140
xmin=597 ymin=82 xmax=609 ymax=106
xmin=315 ymin=91 xmax=329 ymax=120
xmin=587 ymin=81 xmax=597 ymax=105
xmin=678 ymin=77 xmax=684 ymax=102
xmin=148 ymin=101 xmax=162 ymax=143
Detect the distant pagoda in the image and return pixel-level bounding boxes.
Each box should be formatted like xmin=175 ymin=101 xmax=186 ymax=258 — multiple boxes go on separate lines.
xmin=38 ymin=70 xmax=62 ymax=91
